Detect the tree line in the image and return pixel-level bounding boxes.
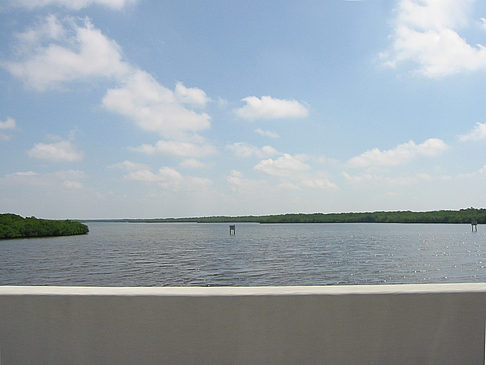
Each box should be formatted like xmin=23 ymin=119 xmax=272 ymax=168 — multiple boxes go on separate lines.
xmin=0 ymin=214 xmax=89 ymax=239
xmin=84 ymin=208 xmax=486 ymax=224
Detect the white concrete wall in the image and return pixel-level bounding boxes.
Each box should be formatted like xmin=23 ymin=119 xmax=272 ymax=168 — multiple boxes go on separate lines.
xmin=0 ymin=284 xmax=485 ymax=364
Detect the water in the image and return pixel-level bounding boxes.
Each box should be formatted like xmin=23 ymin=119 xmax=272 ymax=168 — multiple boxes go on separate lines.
xmin=0 ymin=222 xmax=485 ymax=286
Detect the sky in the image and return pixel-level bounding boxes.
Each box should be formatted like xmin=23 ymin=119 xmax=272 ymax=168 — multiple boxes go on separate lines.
xmin=1 ymin=0 xmax=486 ymax=219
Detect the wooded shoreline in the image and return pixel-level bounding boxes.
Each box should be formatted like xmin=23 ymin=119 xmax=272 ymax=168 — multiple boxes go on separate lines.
xmin=0 ymin=214 xmax=89 ymax=240
xmin=81 ymin=208 xmax=485 ymax=224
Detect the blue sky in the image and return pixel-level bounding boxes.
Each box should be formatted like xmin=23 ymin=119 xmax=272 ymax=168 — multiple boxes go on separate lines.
xmin=1 ymin=0 xmax=486 ymax=219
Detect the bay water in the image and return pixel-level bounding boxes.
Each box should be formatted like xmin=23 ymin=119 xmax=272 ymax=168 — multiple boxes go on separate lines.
xmin=0 ymin=222 xmax=485 ymax=286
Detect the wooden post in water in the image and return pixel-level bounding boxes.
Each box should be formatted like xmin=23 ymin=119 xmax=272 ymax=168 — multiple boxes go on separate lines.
xmin=472 ymin=221 xmax=478 ymax=232
xmin=229 ymin=225 xmax=236 ymax=235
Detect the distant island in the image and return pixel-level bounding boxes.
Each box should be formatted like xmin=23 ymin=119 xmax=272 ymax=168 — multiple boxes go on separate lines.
xmin=83 ymin=208 xmax=485 ymax=224
xmin=0 ymin=214 xmax=89 ymax=240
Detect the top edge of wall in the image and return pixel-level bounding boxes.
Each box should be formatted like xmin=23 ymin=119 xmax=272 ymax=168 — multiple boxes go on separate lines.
xmin=1 ymin=283 xmax=486 ymax=297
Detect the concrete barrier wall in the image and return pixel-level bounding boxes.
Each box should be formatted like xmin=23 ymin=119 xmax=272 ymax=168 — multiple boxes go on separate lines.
xmin=1 ymin=284 xmax=485 ymax=364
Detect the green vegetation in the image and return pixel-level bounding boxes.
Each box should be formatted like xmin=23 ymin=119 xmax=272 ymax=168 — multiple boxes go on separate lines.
xmin=83 ymin=207 xmax=486 ymax=224
xmin=0 ymin=214 xmax=89 ymax=239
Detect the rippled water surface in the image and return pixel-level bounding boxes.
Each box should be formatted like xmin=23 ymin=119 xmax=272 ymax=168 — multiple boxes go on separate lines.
xmin=1 ymin=222 xmax=485 ymax=286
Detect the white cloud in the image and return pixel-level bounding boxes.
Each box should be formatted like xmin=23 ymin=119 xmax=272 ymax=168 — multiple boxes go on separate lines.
xmin=126 ymin=166 xmax=182 ymax=184
xmin=255 ymin=153 xmax=310 ymax=177
xmin=109 ymin=160 xmax=148 ymax=171
xmin=114 ymin=162 xmax=211 ymax=191
xmin=226 ymin=142 xmax=278 ymax=159
xmin=4 ymin=15 xmax=212 ymax=142
xmin=226 ymin=170 xmax=266 ymax=194
xmin=414 ymin=138 xmax=448 ymax=156
xmin=396 ymin=0 xmax=472 ymax=30
xmin=0 ymin=170 xmax=86 ymax=189
xmin=180 ymin=159 xmax=206 ymax=169
xmin=277 ymin=182 xmax=301 ymax=190
xmin=0 ymin=117 xmax=16 ymax=130
xmin=14 ymin=14 xmax=66 ymax=49
xmin=459 ymin=122 xmax=486 ymax=141
xmin=28 ymin=139 xmax=83 ymax=162
xmin=348 ymin=138 xmax=448 ymax=168
xmin=102 ymin=70 xmax=211 ymax=138
xmin=255 ymin=128 xmax=279 ymax=138
xmin=239 ymin=152 xmax=340 ymax=191
xmin=131 ymin=139 xmax=216 ymax=157
xmin=0 ymin=117 xmax=16 ymax=140
xmin=3 ymin=16 xmax=130 ymax=90
xmin=217 ymin=97 xmax=228 ymax=107
xmin=63 ymin=180 xmax=84 ymax=189
xmin=126 ymin=167 xmax=211 ymax=191
xmin=343 ymin=171 xmax=433 ymax=186
xmin=454 ymin=165 xmax=486 ymax=179
xmin=300 ymin=177 xmax=338 ymax=190
xmin=175 ymin=82 xmax=210 ymax=108
xmin=381 ymin=0 xmax=486 ymax=78
xmin=235 ymin=96 xmax=308 ymax=120
xmin=226 ymin=168 xmax=336 ymax=193
xmin=12 ymin=171 xmax=38 ymax=177
xmin=10 ymin=0 xmax=137 ymax=10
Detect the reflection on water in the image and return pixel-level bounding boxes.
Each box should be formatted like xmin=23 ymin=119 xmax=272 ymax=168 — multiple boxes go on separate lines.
xmin=0 ymin=222 xmax=485 ymax=286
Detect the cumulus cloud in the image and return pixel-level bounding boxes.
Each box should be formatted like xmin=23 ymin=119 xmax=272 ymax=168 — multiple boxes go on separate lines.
xmin=113 ymin=161 xmax=211 ymax=191
xmin=27 ymin=138 xmax=83 ymax=162
xmin=13 ymin=15 xmax=66 ymax=52
xmin=102 ymin=70 xmax=211 ymax=138
xmin=255 ymin=153 xmax=310 ymax=177
xmin=126 ymin=166 xmax=182 ymax=184
xmin=252 ymin=154 xmax=337 ymax=190
xmin=10 ymin=0 xmax=137 ymax=10
xmin=63 ymin=180 xmax=84 ymax=189
xmin=300 ymin=177 xmax=338 ymax=190
xmin=0 ymin=117 xmax=16 ymax=141
xmin=226 ymin=170 xmax=266 ymax=194
xmin=255 ymin=128 xmax=279 ymax=138
xmin=226 ymin=168 xmax=336 ymax=193
xmin=0 ymin=117 xmax=16 ymax=130
xmin=226 ymin=142 xmax=278 ymax=159
xmin=380 ymin=0 xmax=486 ymax=78
xmin=130 ymin=139 xmax=216 ymax=157
xmin=235 ymin=96 xmax=308 ymax=120
xmin=127 ymin=167 xmax=211 ymax=192
xmin=180 ymin=159 xmax=206 ymax=169
xmin=109 ymin=160 xmax=148 ymax=171
xmin=3 ymin=16 xmax=130 ymax=90
xmin=175 ymin=82 xmax=210 ymax=108
xmin=348 ymin=138 xmax=448 ymax=168
xmin=4 ymin=15 xmax=213 ymax=142
xmin=0 ymin=170 xmax=86 ymax=189
xmin=343 ymin=171 xmax=433 ymax=186
xmin=459 ymin=122 xmax=486 ymax=141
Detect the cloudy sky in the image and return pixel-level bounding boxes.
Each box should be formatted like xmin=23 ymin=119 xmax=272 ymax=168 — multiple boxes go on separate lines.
xmin=1 ymin=0 xmax=486 ymax=219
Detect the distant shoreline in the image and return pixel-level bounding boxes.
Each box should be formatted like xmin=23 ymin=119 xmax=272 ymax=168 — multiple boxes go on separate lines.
xmin=80 ymin=208 xmax=485 ymax=225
